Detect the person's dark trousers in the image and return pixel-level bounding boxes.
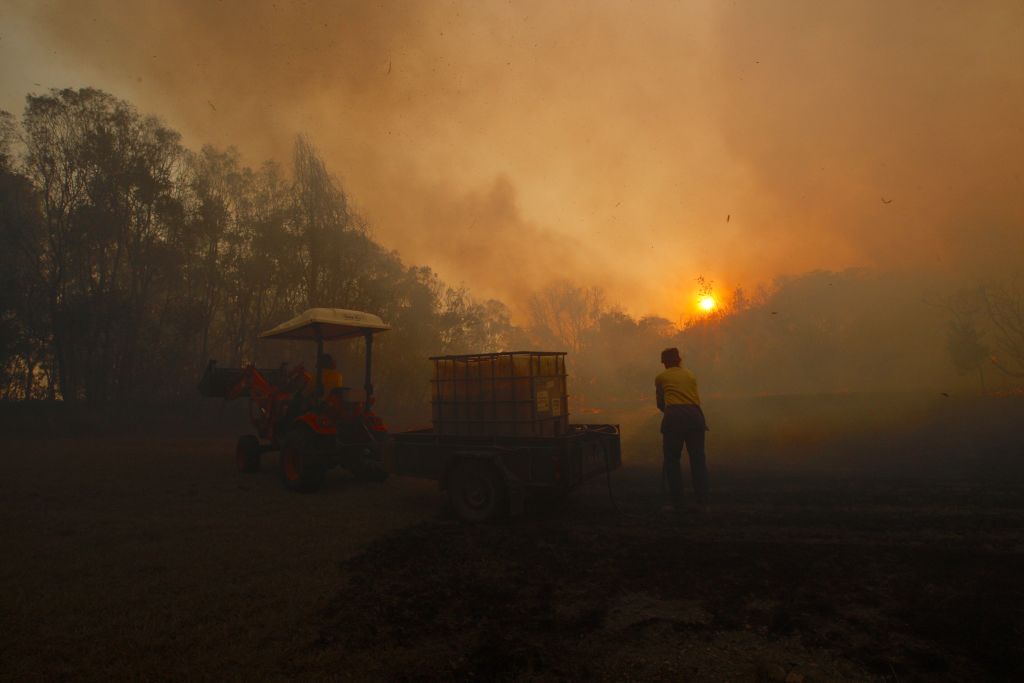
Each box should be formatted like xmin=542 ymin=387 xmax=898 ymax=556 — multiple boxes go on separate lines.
xmin=662 ymin=428 xmax=709 ymax=506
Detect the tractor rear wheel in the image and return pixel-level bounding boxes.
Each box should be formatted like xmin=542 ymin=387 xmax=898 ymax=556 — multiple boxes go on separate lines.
xmin=236 ymin=435 xmax=261 ymax=473
xmin=279 ymin=427 xmax=327 ymax=493
xmin=448 ymin=460 xmax=507 ymax=522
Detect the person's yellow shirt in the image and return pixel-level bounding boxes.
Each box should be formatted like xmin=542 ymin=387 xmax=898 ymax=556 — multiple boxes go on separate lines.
xmin=304 ymin=368 xmax=343 ymax=397
xmin=321 ymin=368 xmax=343 ymax=395
xmin=655 ymin=366 xmax=700 ymax=409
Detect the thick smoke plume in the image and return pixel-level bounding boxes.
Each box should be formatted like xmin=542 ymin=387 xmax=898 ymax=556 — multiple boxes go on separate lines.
xmin=5 ymin=0 xmax=1023 ymax=320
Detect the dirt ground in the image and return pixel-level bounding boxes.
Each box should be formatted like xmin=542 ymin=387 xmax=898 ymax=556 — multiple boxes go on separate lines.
xmin=2 ymin=434 xmax=1023 ymax=682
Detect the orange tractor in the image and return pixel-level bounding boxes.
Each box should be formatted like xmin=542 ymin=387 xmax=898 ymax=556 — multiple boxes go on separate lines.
xmin=202 ymin=308 xmax=623 ymax=521
xmin=199 ymin=308 xmax=390 ymax=492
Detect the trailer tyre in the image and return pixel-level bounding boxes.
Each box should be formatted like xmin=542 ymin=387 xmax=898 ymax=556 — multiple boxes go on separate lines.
xmin=236 ymin=435 xmax=261 ymax=473
xmin=449 ymin=460 xmax=507 ymax=522
xmin=280 ymin=427 xmax=327 ymax=493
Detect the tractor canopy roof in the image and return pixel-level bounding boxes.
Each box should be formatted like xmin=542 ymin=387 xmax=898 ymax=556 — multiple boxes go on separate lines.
xmin=258 ymin=308 xmax=391 ymax=341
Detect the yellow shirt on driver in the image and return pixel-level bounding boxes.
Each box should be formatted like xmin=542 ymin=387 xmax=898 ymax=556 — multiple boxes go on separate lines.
xmin=304 ymin=368 xmax=343 ymax=397
xmin=321 ymin=368 xmax=343 ymax=395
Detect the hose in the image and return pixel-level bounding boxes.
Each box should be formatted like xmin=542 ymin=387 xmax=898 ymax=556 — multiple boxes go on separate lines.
xmin=595 ymin=432 xmax=622 ymax=515
xmin=589 ymin=423 xmax=716 ymax=520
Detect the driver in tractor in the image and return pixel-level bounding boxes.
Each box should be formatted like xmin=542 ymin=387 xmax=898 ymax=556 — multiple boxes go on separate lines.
xmin=301 ymin=353 xmax=343 ymax=399
xmin=282 ymin=353 xmax=343 ymax=421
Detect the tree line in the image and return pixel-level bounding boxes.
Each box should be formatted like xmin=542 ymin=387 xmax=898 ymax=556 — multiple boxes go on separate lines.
xmin=0 ymin=88 xmax=517 ymax=406
xmin=2 ymin=88 xmax=1020 ymax=413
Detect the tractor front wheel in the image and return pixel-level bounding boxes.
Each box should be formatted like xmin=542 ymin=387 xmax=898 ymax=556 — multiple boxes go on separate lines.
xmin=236 ymin=435 xmax=261 ymax=473
xmin=279 ymin=428 xmax=327 ymax=493
xmin=448 ymin=460 xmax=507 ymax=522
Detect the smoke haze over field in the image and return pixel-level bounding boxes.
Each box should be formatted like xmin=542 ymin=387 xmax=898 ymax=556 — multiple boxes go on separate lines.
xmin=2 ymin=0 xmax=1023 ymax=319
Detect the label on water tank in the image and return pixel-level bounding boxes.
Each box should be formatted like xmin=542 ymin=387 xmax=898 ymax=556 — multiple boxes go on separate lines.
xmin=536 ymin=389 xmax=550 ymax=413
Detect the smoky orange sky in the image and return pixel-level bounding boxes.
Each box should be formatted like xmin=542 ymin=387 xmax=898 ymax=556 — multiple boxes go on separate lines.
xmin=2 ymin=0 xmax=1022 ymax=321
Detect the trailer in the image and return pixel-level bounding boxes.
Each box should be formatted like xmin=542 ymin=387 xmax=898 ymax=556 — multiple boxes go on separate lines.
xmin=392 ymin=350 xmax=621 ymax=521
xmin=392 ymin=423 xmax=621 ymax=521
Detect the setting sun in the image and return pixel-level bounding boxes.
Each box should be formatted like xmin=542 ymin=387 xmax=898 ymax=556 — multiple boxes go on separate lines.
xmin=698 ymin=295 xmax=716 ymax=313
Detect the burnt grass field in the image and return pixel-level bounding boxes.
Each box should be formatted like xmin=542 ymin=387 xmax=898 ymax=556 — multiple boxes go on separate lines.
xmin=2 ymin=396 xmax=1023 ymax=682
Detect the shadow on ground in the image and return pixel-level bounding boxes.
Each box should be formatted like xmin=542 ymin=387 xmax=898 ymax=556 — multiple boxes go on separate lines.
xmin=299 ymin=466 xmax=1024 ymax=682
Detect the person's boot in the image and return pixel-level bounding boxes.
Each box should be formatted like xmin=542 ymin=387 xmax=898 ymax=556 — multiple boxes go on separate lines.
xmin=691 ymin=501 xmax=710 ymax=515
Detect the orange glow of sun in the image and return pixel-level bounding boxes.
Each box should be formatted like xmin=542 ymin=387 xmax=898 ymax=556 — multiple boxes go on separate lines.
xmin=698 ymin=295 xmax=716 ymax=312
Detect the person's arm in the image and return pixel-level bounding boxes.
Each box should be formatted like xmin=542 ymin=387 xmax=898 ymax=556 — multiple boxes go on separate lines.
xmin=655 ymin=378 xmax=665 ymax=412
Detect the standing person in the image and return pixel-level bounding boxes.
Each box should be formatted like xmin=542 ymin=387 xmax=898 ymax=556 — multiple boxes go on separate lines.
xmin=655 ymin=347 xmax=709 ymax=513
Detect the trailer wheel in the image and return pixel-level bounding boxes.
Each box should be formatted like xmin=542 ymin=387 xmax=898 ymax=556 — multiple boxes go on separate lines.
xmin=236 ymin=435 xmax=261 ymax=473
xmin=279 ymin=427 xmax=327 ymax=493
xmin=449 ymin=460 xmax=507 ymax=522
